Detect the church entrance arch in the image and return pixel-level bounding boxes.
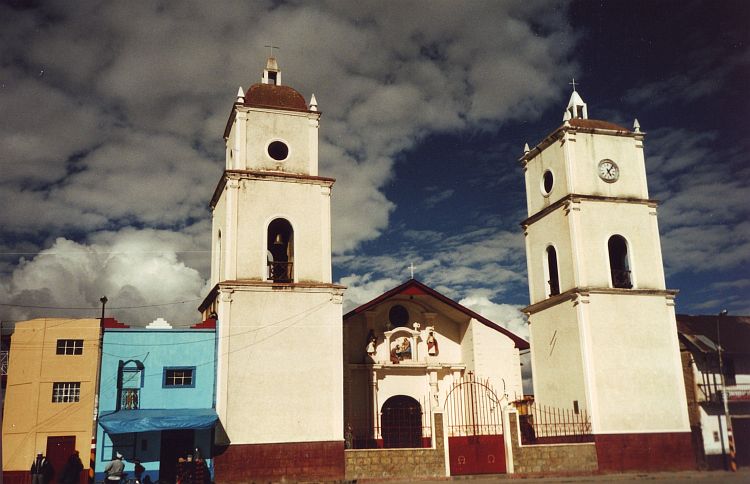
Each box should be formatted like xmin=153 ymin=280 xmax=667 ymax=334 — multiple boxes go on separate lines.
xmin=381 ymin=395 xmax=422 ymax=448
xmin=444 ymin=374 xmax=506 ymax=475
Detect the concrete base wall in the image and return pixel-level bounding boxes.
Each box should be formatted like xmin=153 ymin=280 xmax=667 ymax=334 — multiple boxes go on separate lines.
xmin=595 ymin=432 xmax=695 ymax=471
xmin=508 ymin=412 xmax=599 ymax=474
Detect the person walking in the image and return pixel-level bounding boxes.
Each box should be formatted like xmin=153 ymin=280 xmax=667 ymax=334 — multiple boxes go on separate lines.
xmin=60 ymin=451 xmax=84 ymax=484
xmin=30 ymin=452 xmax=53 ymax=484
xmin=104 ymin=452 xmax=125 ymax=483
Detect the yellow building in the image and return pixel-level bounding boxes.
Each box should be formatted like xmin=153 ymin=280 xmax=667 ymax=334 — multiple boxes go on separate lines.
xmin=2 ymin=318 xmax=101 ymax=483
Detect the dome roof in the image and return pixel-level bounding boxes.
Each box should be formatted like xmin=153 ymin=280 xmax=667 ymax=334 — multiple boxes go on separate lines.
xmin=244 ymin=83 xmax=309 ymax=112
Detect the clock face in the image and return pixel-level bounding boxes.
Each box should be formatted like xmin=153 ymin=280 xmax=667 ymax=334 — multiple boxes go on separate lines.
xmin=598 ymin=159 xmax=619 ymax=183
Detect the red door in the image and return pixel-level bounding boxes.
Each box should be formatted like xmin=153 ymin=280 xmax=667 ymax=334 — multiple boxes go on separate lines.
xmin=46 ymin=436 xmax=76 ymax=483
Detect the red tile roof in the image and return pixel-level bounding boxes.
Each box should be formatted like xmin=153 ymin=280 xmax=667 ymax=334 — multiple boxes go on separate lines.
xmin=569 ymin=118 xmax=629 ymax=131
xmin=244 ymin=83 xmax=309 ymax=112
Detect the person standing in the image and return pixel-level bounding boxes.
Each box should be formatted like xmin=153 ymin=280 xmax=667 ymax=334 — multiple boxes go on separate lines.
xmin=60 ymin=451 xmax=84 ymax=484
xmin=133 ymin=458 xmax=145 ymax=484
xmin=30 ymin=452 xmax=52 ymax=484
xmin=104 ymin=452 xmax=125 ymax=483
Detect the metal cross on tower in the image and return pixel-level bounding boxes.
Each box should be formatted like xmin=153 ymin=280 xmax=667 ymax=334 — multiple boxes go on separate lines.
xmin=264 ymin=44 xmax=280 ymax=57
xmin=569 ymin=78 xmax=579 ymax=91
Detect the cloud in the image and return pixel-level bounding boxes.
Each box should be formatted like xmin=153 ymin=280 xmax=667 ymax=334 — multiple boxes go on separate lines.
xmin=0 ymin=227 xmax=209 ymax=326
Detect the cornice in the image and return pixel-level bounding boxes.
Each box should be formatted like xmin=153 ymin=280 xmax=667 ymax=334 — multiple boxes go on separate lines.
xmin=521 ymin=194 xmax=659 ymax=229
xmin=522 ymin=287 xmax=679 ymax=315
xmin=209 ymin=170 xmax=336 ymax=209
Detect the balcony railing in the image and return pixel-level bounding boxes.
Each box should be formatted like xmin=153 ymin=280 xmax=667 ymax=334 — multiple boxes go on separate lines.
xmin=611 ymin=269 xmax=632 ymax=289
xmin=698 ymin=383 xmax=750 ymax=403
xmin=1 ymin=350 xmax=8 ymax=376
xmin=267 ymin=261 xmax=293 ymax=283
xmin=120 ymin=388 xmax=140 ymax=410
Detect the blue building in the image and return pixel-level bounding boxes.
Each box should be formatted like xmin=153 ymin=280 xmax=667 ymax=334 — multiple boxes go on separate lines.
xmin=95 ymin=318 xmax=218 ymax=483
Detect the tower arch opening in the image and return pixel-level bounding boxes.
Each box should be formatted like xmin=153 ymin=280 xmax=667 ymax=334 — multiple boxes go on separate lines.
xmin=267 ymin=218 xmax=294 ymax=283
xmin=608 ymin=235 xmax=632 ymax=289
xmin=545 ymin=245 xmax=560 ymax=296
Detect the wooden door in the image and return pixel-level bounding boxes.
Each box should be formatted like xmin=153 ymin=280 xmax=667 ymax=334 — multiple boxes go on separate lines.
xmin=46 ymin=435 xmax=76 ymax=483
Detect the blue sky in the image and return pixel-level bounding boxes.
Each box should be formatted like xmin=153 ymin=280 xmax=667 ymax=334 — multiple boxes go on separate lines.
xmin=1 ymin=1 xmax=748 ymax=336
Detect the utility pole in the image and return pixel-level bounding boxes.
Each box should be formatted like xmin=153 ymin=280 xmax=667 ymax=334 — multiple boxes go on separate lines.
xmin=89 ymin=296 xmax=108 ymax=483
xmin=717 ymin=309 xmax=736 ymax=472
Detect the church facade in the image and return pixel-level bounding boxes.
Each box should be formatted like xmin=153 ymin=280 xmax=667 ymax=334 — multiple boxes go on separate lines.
xmin=343 ymin=278 xmax=527 ymax=450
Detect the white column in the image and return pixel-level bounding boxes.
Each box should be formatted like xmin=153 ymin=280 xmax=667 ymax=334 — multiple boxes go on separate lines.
xmin=224 ymin=179 xmax=239 ymax=280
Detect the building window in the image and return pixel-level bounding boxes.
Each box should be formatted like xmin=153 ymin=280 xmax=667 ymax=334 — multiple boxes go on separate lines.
xmin=389 ymin=305 xmax=409 ymax=327
xmin=52 ymin=382 xmax=81 ymax=403
xmin=163 ymin=367 xmax=195 ymax=388
xmin=267 ymin=218 xmax=294 ymax=283
xmin=545 ymin=246 xmax=560 ymax=296
xmin=56 ymin=339 xmax=83 ymax=355
xmin=608 ymin=235 xmax=632 ymax=289
xmin=542 ymin=170 xmax=554 ymax=195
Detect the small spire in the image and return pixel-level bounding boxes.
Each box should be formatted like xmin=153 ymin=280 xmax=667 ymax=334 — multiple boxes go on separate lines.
xmin=633 ymin=118 xmax=641 ymax=133
xmin=236 ymin=87 xmax=245 ymax=103
xmin=523 ymin=143 xmax=530 ymax=154
xmin=565 ymin=81 xmax=588 ymax=120
xmin=309 ymin=93 xmax=318 ymax=111
xmin=262 ymin=53 xmax=281 ymax=85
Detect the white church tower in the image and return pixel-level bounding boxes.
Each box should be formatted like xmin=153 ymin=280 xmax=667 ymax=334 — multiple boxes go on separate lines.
xmin=519 ymin=88 xmax=694 ymax=471
xmin=201 ymin=57 xmax=345 ymax=481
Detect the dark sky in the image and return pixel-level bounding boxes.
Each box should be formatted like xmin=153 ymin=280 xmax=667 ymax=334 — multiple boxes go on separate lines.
xmin=0 ymin=1 xmax=748 ymax=333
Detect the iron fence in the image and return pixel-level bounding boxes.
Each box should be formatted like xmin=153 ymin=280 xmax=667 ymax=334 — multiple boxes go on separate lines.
xmin=120 ymin=388 xmax=140 ymax=409
xmin=346 ymin=396 xmax=432 ymax=449
xmin=444 ymin=374 xmax=504 ymax=437
xmin=267 ymin=261 xmax=293 ymax=282
xmin=514 ymin=401 xmax=592 ymax=444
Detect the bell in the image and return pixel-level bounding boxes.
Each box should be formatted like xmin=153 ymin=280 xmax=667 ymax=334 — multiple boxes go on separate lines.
xmin=273 ymin=233 xmax=283 ymax=245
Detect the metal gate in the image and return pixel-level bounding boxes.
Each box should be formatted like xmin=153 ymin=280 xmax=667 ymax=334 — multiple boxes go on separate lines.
xmin=444 ymin=374 xmax=506 ymax=475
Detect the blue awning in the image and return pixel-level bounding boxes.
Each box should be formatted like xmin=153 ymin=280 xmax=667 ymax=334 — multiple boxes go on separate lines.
xmin=99 ymin=408 xmax=218 ymax=434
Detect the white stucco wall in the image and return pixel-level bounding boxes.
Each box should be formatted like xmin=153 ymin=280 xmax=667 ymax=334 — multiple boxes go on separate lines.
xmin=220 ymin=287 xmax=343 ymax=444
xmin=584 ymin=293 xmax=689 ymax=433
xmin=529 ymin=301 xmax=587 ymax=411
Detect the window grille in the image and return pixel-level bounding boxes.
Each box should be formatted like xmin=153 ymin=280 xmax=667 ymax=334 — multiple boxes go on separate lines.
xmin=52 ymin=382 xmax=81 ymax=402
xmin=164 ymin=368 xmax=194 ymax=387
xmin=56 ymin=339 xmax=83 ymax=355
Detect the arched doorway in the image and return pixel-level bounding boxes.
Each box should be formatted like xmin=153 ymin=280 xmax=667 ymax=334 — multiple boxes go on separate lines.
xmin=381 ymin=395 xmax=422 ymax=448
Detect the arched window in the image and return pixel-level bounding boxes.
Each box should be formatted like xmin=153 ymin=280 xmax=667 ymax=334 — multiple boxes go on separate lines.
xmin=545 ymin=246 xmax=560 ymax=296
xmin=118 ymin=360 xmax=144 ymax=410
xmin=608 ymin=235 xmax=632 ymax=289
xmin=267 ymin=218 xmax=294 ymax=282
xmin=381 ymin=395 xmax=423 ymax=448
xmin=215 ymin=230 xmax=222 ymax=282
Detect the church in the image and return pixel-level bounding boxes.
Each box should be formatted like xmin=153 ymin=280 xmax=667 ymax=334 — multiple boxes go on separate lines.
xmin=195 ymin=56 xmax=694 ymax=480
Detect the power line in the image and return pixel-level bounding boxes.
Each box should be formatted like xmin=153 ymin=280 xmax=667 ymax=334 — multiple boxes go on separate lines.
xmin=0 ymin=299 xmax=201 ymax=310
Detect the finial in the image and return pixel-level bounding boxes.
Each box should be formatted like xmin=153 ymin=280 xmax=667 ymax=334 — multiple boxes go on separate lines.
xmin=633 ymin=118 xmax=641 ymax=133
xmin=409 ymin=262 xmax=415 ymax=280
xmin=236 ymin=87 xmax=245 ymax=103
xmin=309 ymin=93 xmax=318 ymax=111
xmin=523 ymin=143 xmax=530 ymax=154
xmin=569 ymin=78 xmax=578 ymax=91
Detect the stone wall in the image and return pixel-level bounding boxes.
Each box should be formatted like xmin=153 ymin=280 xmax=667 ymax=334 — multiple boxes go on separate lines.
xmin=345 ymin=412 xmax=446 ymax=479
xmin=508 ymin=411 xmax=598 ymax=474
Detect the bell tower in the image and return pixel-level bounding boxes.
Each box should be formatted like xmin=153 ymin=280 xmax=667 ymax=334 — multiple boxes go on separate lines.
xmin=520 ymin=89 xmax=693 ymax=471
xmin=203 ymin=57 xmax=345 ymax=481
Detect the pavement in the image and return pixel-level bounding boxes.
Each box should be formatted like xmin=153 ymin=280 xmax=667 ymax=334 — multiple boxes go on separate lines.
xmin=361 ymin=468 xmax=750 ymax=483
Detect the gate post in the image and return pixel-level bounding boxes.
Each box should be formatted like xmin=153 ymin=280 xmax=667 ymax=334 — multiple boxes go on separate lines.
xmin=503 ymin=405 xmax=516 ymax=474
xmin=433 ymin=409 xmax=450 ymax=477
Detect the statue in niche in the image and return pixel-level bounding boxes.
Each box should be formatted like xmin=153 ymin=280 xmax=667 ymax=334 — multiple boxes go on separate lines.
xmin=427 ymin=331 xmax=439 ymax=356
xmin=390 ymin=344 xmax=400 ymax=364
xmin=399 ymin=337 xmax=412 ymax=360
xmin=365 ymin=329 xmax=376 ymax=361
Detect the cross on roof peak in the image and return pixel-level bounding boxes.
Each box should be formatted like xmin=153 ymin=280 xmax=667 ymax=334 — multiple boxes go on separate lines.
xmin=569 ymin=78 xmax=579 ymax=91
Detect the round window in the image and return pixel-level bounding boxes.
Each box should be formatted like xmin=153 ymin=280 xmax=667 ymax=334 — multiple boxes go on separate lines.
xmin=389 ymin=305 xmax=409 ymax=327
xmin=267 ymin=141 xmax=289 ymax=161
xmin=542 ymin=170 xmax=554 ymax=195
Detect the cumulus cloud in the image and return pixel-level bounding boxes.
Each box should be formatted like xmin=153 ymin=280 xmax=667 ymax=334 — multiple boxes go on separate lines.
xmin=0 ymin=228 xmax=209 ymax=327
